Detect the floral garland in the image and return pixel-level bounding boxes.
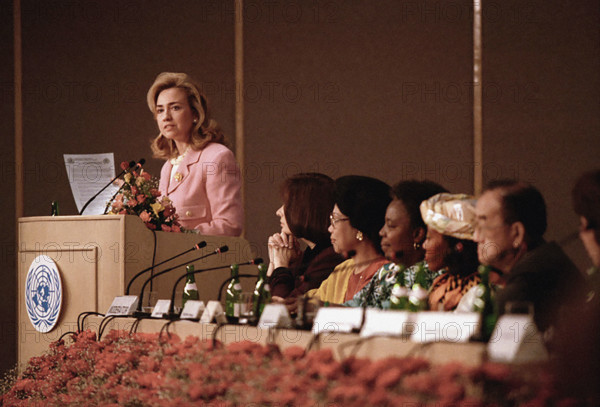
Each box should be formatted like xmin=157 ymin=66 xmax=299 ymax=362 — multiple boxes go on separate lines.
xmin=107 ymin=162 xmax=183 ymax=232
xmin=0 ymin=330 xmax=576 ymax=406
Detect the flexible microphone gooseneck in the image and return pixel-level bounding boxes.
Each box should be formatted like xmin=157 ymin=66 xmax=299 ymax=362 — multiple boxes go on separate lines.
xmin=136 ymin=245 xmax=229 ymax=313
xmin=103 ymin=159 xmax=147 ymax=214
xmin=125 ymin=241 xmax=207 ymax=295
xmin=166 ymin=257 xmax=264 ymax=318
xmin=80 ymin=160 xmax=137 ymax=215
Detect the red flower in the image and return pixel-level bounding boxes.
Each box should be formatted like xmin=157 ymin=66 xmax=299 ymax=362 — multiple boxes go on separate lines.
xmin=283 ymin=345 xmax=305 ymax=360
xmin=375 ymin=367 xmax=403 ymax=389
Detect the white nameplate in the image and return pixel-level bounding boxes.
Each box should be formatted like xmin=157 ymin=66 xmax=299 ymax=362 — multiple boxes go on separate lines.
xmin=487 ymin=315 xmax=548 ymax=363
xmin=180 ymin=300 xmax=205 ymax=320
xmin=105 ymin=296 xmax=139 ymax=316
xmin=312 ymin=307 xmax=363 ymax=334
xmin=410 ymin=312 xmax=480 ymax=343
xmin=200 ymin=301 xmax=227 ymax=324
xmin=360 ymin=309 xmax=411 ymax=338
xmin=151 ymin=299 xmax=171 ymax=318
xmin=258 ymin=304 xmax=292 ymax=329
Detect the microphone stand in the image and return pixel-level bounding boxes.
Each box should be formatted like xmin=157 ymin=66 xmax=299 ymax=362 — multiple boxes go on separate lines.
xmin=125 ymin=241 xmax=207 ymax=295
xmin=79 ymin=160 xmax=135 ymax=215
xmin=135 ymin=246 xmax=228 ymax=316
xmin=103 ymin=159 xmax=147 ymax=214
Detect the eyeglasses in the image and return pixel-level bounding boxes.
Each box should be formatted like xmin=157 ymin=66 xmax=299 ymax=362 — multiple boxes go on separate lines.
xmin=330 ymin=214 xmax=350 ymax=227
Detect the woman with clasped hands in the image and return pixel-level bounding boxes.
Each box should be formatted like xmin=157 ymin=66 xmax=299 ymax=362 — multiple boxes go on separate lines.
xmin=147 ymin=72 xmax=243 ymax=236
xmin=267 ymin=173 xmax=345 ymax=308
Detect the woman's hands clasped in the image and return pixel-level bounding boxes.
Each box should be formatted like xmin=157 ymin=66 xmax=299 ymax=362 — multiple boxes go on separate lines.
xmin=268 ymin=232 xmax=301 ymax=271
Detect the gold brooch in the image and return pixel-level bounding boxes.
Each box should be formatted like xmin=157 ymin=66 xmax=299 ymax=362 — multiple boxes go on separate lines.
xmin=174 ymin=172 xmax=183 ymax=182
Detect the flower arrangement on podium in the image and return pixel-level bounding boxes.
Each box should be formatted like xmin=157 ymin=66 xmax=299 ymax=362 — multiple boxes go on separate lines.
xmin=107 ymin=162 xmax=182 ymax=232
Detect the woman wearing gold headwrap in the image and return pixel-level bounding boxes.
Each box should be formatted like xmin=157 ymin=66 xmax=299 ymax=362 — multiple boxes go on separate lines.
xmin=420 ymin=193 xmax=481 ymax=311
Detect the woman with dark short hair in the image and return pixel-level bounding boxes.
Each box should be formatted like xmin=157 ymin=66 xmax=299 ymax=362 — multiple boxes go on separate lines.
xmin=307 ymin=175 xmax=391 ymax=304
xmin=345 ymin=180 xmax=447 ymax=308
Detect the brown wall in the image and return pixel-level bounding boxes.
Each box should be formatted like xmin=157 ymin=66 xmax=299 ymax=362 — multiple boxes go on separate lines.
xmin=1 ymin=1 xmax=16 ymax=376
xmin=2 ymin=0 xmax=598 ymax=374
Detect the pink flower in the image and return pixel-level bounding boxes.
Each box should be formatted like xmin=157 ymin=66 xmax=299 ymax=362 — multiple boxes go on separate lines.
xmin=160 ymin=224 xmax=171 ymax=232
xmin=136 ymin=194 xmax=146 ymax=204
xmin=112 ymin=194 xmax=124 ymax=211
xmin=139 ymin=211 xmax=151 ymax=223
xmin=120 ymin=161 xmax=129 ymax=171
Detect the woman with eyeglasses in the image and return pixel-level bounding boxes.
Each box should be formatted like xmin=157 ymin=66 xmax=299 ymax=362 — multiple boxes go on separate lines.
xmin=267 ymin=173 xmax=345 ymax=305
xmin=307 ymin=175 xmax=391 ymax=304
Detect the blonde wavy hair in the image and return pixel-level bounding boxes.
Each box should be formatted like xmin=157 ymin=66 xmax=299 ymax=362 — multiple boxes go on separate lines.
xmin=147 ymin=72 xmax=226 ymax=160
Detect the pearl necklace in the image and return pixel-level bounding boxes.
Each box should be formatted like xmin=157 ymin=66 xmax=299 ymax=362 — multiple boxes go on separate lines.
xmin=169 ymin=147 xmax=190 ymax=166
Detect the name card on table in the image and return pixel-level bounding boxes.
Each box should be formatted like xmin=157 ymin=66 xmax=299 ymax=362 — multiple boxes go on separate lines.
xmin=487 ymin=315 xmax=549 ymax=363
xmin=200 ymin=301 xmax=227 ymax=324
xmin=106 ymin=296 xmax=139 ymax=316
xmin=312 ymin=307 xmax=363 ymax=335
xmin=410 ymin=312 xmax=480 ymax=343
xmin=151 ymin=300 xmax=171 ymax=318
xmin=360 ymin=309 xmax=411 ymax=338
xmin=258 ymin=304 xmax=292 ymax=329
xmin=180 ymin=300 xmax=205 ymax=320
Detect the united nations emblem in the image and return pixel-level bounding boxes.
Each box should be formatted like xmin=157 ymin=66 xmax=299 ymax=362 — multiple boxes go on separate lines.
xmin=25 ymin=255 xmax=62 ymax=333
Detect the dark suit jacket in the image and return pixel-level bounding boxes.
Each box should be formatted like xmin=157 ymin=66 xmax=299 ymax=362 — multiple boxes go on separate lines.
xmin=495 ymin=241 xmax=584 ymax=332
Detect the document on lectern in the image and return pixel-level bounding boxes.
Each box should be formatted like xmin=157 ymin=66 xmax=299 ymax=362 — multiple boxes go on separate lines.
xmin=64 ymin=153 xmax=120 ymax=215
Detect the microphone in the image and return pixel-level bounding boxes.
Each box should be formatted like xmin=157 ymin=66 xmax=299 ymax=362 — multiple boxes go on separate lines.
xmin=166 ymin=257 xmax=264 ymax=317
xmin=80 ymin=160 xmax=136 ymax=215
xmin=136 ymin=245 xmax=229 ymax=314
xmin=133 ymin=158 xmax=146 ymax=169
xmin=103 ymin=159 xmax=146 ymax=214
xmin=125 ymin=241 xmax=207 ymax=295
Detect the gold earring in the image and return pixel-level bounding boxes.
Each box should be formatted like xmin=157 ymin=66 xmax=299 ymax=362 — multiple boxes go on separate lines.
xmin=414 ymin=241 xmax=421 ymax=250
xmin=356 ymin=231 xmax=363 ymax=241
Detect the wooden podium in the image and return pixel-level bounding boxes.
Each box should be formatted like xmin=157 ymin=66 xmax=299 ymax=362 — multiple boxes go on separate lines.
xmin=17 ymin=215 xmax=256 ymax=368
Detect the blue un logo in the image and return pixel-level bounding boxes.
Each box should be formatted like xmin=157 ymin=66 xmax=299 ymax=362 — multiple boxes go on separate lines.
xmin=25 ymin=256 xmax=62 ymax=333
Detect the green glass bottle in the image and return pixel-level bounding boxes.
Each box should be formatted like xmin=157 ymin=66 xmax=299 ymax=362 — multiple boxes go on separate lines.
xmin=182 ymin=264 xmax=199 ymax=308
xmin=253 ymin=263 xmax=271 ymax=319
xmin=225 ymin=264 xmax=242 ymax=323
xmin=389 ymin=264 xmax=409 ymax=310
xmin=51 ymin=201 xmax=59 ymax=216
xmin=473 ymin=265 xmax=497 ymax=341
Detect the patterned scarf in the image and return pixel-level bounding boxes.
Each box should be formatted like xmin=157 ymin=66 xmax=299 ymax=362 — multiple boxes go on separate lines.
xmin=428 ymin=269 xmax=481 ymax=311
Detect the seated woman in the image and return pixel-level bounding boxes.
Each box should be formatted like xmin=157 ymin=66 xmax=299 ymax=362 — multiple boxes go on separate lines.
xmin=147 ymin=72 xmax=243 ymax=236
xmin=345 ymin=180 xmax=448 ymax=308
xmin=267 ymin=173 xmax=345 ymax=302
xmin=307 ymin=175 xmax=391 ymax=304
xmin=420 ymin=193 xmax=481 ymax=311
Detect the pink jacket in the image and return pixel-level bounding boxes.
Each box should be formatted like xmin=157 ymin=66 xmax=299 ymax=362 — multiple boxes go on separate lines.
xmin=159 ymin=142 xmax=243 ymax=236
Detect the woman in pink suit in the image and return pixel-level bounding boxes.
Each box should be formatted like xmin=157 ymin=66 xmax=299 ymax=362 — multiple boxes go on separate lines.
xmin=147 ymin=72 xmax=243 ymax=236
